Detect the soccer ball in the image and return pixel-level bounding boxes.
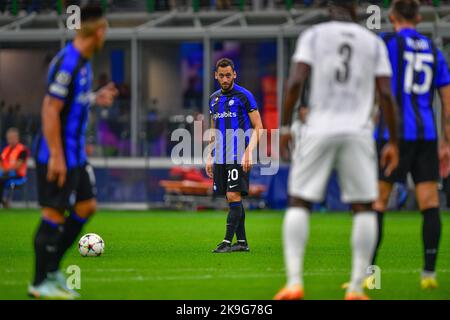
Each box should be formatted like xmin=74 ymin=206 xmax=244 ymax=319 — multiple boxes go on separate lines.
xmin=78 ymin=233 xmax=105 ymax=257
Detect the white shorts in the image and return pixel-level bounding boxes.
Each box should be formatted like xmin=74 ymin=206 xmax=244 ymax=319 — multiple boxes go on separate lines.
xmin=288 ymin=134 xmax=378 ymax=203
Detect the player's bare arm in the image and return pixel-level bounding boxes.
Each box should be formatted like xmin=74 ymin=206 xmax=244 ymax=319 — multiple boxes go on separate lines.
xmin=280 ymin=62 xmax=311 ymax=161
xmin=41 ymin=95 xmax=66 ymax=187
xmin=242 ymin=110 xmax=263 ymax=173
xmin=439 ymin=84 xmax=450 ymax=177
xmin=376 ymin=76 xmax=399 ymax=177
xmin=206 ymin=117 xmax=215 ymax=178
xmin=93 ymin=82 xmax=118 ymax=107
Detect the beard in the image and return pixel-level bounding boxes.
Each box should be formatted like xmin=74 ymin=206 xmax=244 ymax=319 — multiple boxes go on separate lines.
xmin=221 ymin=80 xmax=234 ymax=91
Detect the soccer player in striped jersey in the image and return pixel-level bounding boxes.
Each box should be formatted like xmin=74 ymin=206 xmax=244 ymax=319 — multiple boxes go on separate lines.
xmin=371 ymin=0 xmax=450 ymax=290
xmin=29 ymin=5 xmax=118 ymax=299
xmin=206 ymin=58 xmax=263 ymax=253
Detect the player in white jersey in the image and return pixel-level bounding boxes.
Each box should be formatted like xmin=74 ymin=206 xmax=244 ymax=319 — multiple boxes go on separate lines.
xmin=275 ymin=0 xmax=399 ymax=300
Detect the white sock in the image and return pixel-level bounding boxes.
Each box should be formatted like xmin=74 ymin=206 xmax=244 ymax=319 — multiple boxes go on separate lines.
xmin=283 ymin=207 xmax=309 ymax=287
xmin=348 ymin=212 xmax=378 ymax=293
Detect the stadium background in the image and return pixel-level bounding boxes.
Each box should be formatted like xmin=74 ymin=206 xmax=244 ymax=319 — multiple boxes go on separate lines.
xmin=1 ymin=0 xmax=450 ymax=210
xmin=1 ymin=0 xmax=450 ymax=301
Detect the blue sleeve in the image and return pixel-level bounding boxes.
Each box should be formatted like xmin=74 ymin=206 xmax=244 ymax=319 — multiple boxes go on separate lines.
xmin=209 ymin=94 xmax=216 ymax=114
xmin=47 ymin=57 xmax=76 ymax=102
xmin=436 ymin=49 xmax=450 ymax=88
xmin=244 ymin=91 xmax=258 ymax=113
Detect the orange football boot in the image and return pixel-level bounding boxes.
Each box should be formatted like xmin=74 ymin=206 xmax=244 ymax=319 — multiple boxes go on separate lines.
xmin=344 ymin=292 xmax=370 ymax=300
xmin=274 ymin=285 xmax=304 ymax=300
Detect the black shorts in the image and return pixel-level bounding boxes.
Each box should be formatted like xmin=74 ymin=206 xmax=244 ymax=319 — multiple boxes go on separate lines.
xmin=213 ymin=164 xmax=249 ymax=197
xmin=377 ymin=140 xmax=439 ymax=184
xmin=37 ymin=163 xmax=97 ymax=211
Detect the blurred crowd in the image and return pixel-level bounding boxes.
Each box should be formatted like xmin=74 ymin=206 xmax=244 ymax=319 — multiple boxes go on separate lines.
xmin=1 ymin=1 xmax=448 ymax=15
xmin=0 ymin=77 xmax=133 ymax=157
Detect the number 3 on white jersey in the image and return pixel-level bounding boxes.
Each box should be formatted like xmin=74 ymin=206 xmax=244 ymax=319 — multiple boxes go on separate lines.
xmin=403 ymin=52 xmax=434 ymax=94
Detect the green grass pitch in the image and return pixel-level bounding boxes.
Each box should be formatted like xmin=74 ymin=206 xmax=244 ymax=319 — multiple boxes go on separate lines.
xmin=1 ymin=209 xmax=449 ymax=300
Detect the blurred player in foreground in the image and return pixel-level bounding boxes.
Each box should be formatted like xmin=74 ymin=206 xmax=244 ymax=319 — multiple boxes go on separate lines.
xmin=275 ymin=0 xmax=399 ymax=300
xmin=370 ymin=0 xmax=450 ymax=290
xmin=206 ymin=58 xmax=263 ymax=253
xmin=29 ymin=5 xmax=118 ymax=299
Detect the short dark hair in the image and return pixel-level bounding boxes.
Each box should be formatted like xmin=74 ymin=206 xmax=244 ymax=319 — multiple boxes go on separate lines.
xmin=391 ymin=0 xmax=420 ymax=22
xmin=328 ymin=0 xmax=357 ymax=6
xmin=81 ymin=4 xmax=104 ymax=23
xmin=328 ymin=0 xmax=357 ymax=10
xmin=215 ymin=58 xmax=235 ymax=71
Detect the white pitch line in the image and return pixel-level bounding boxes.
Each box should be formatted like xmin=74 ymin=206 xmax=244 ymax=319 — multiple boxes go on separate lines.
xmin=0 ymin=273 xmax=282 ymax=286
xmin=4 ymin=268 xmax=450 ymax=286
xmin=6 ymin=267 xmax=450 ymax=274
xmin=3 ymin=267 xmax=258 ymax=274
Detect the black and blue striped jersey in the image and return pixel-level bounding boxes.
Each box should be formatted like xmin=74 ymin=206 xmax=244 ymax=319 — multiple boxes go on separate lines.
xmin=36 ymin=42 xmax=93 ymax=169
xmin=209 ymin=84 xmax=258 ymax=164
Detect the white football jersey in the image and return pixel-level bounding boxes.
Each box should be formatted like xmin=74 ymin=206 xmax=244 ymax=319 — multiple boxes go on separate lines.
xmin=292 ymin=21 xmax=392 ymax=136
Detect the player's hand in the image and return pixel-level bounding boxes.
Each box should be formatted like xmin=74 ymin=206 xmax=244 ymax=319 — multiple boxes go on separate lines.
xmin=242 ymin=151 xmax=252 ymax=173
xmin=380 ymin=142 xmax=399 ymax=177
xmin=280 ymin=132 xmax=292 ymax=162
xmin=206 ymin=159 xmax=213 ymax=179
xmin=95 ymin=82 xmax=119 ymax=107
xmin=47 ymin=154 xmax=67 ymax=188
xmin=439 ymin=141 xmax=450 ymax=178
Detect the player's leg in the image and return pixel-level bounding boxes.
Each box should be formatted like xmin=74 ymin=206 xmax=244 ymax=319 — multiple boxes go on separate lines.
xmin=275 ymin=135 xmax=335 ymax=300
xmin=274 ymin=197 xmax=311 ymax=300
xmin=415 ymin=182 xmax=441 ymax=288
xmin=371 ymin=140 xmax=410 ymax=266
xmin=48 ymin=199 xmax=97 ymax=273
xmin=212 ymin=164 xmax=233 ymax=253
xmin=213 ymin=163 xmax=250 ymax=253
xmin=235 ymin=203 xmax=247 ymax=245
xmin=29 ymin=164 xmax=75 ymax=299
xmin=30 ymin=206 xmax=74 ymax=299
xmin=46 ymin=199 xmax=96 ymax=297
xmin=223 ymin=191 xmax=242 ymax=244
xmin=412 ymin=140 xmax=441 ymax=289
xmin=231 ymin=165 xmax=250 ymax=252
xmin=232 ymin=203 xmax=250 ymax=252
xmin=371 ymin=181 xmax=393 ymax=265
xmin=342 ymin=180 xmax=393 ymax=291
xmin=49 ymin=164 xmax=97 ymax=272
xmin=338 ymin=135 xmax=378 ymax=299
xmin=47 ymin=164 xmax=97 ymax=295
xmin=344 ymin=203 xmax=376 ymax=300
xmin=33 ymin=207 xmax=65 ymax=287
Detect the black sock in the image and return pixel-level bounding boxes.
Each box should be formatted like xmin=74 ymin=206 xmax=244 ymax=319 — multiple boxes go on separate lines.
xmin=371 ymin=211 xmax=384 ymax=266
xmin=236 ymin=203 xmax=247 ymax=243
xmin=33 ymin=219 xmax=61 ymax=286
xmin=48 ymin=211 xmax=87 ymax=273
xmin=224 ymin=201 xmax=243 ymax=243
xmin=0 ymin=180 xmax=5 ymax=201
xmin=422 ymin=208 xmax=441 ymax=272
